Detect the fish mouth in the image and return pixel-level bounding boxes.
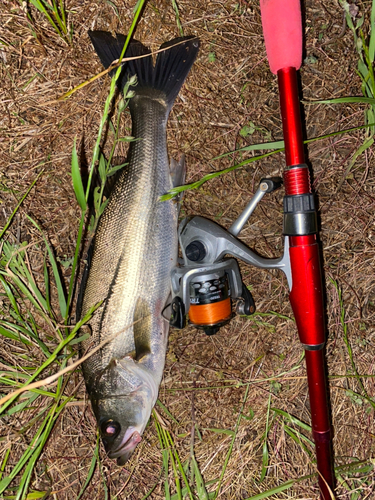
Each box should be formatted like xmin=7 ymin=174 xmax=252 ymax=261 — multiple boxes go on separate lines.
xmin=107 ymin=427 xmax=142 ymax=465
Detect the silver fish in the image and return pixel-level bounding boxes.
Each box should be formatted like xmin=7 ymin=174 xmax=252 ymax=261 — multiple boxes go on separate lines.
xmin=78 ymin=31 xmax=199 ymax=465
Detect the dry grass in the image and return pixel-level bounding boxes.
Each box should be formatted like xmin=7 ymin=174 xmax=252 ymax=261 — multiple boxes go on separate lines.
xmin=1 ymin=0 xmax=375 ymax=499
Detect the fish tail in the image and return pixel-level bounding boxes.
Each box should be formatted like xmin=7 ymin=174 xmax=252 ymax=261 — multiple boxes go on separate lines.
xmin=88 ymin=31 xmax=199 ymax=111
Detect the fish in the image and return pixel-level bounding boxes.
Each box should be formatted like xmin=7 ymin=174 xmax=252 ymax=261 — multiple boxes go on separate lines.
xmin=77 ymin=30 xmax=199 ymax=465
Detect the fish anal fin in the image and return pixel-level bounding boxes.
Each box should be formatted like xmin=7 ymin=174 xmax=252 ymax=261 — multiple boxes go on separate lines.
xmin=170 ymin=155 xmax=186 ymax=188
xmin=169 ymin=155 xmax=186 ymax=207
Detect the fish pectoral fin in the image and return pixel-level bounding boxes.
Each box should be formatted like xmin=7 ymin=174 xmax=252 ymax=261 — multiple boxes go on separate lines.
xmin=162 ymin=294 xmax=172 ymax=321
xmin=133 ymin=298 xmax=152 ymax=361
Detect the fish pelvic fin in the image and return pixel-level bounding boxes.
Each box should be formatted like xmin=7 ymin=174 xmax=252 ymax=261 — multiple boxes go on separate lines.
xmin=88 ymin=31 xmax=200 ymax=112
xmin=133 ymin=297 xmax=152 ymax=361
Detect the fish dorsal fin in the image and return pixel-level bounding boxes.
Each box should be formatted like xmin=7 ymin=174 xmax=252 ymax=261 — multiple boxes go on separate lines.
xmin=133 ymin=298 xmax=152 ymax=361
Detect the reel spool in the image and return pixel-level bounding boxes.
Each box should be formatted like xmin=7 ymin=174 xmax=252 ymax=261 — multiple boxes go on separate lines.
xmin=188 ymin=272 xmax=232 ymax=335
xmin=170 ymin=259 xmax=256 ymax=336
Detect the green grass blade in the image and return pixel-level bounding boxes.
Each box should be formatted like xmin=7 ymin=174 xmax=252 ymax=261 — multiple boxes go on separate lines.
xmin=339 ymin=135 xmax=374 ymax=187
xmin=283 ymin=426 xmax=314 ymax=456
xmin=203 ymin=428 xmax=235 ymax=436
xmin=243 ymin=479 xmax=296 ymax=499
xmin=76 ymin=436 xmax=99 ymax=500
xmin=65 ymin=215 xmax=84 ymax=322
xmin=213 ymin=140 xmax=284 ymax=159
xmin=29 ymin=0 xmax=62 ymax=37
xmin=0 ymin=447 xmax=11 ymax=481
xmin=271 ymin=408 xmax=311 ymax=432
xmin=98 ymin=151 xmax=107 ymax=185
xmin=171 ymin=0 xmax=184 ymax=36
xmin=163 ymin=448 xmax=171 ymax=500
xmin=71 ymin=139 xmax=87 ymax=211
xmin=161 ymin=149 xmax=281 ymax=201
xmin=1 ymin=270 xmax=46 ymax=318
xmin=0 ymin=318 xmax=51 ymax=357
xmin=0 ymin=324 xmax=33 ymax=346
xmin=369 ymin=0 xmax=375 ymax=63
xmin=0 ymin=406 xmax=53 ymax=493
xmin=5 ymin=392 xmax=40 ymax=417
xmin=166 ymin=431 xmax=193 ymax=500
xmin=0 ymin=303 xmax=98 ymax=414
xmin=160 ymin=123 xmax=375 ymax=200
xmin=0 ymin=275 xmax=22 ymax=319
xmin=0 ymin=172 xmax=42 ymax=240
xmin=154 ymin=417 xmax=171 ymax=500
xmin=3 ymin=492 xmax=49 ymax=500
xmin=192 ymin=454 xmax=209 ymax=500
xmin=26 ymin=216 xmax=67 ymax=319
xmin=13 ymin=397 xmax=71 ymax=500
xmin=11 ymin=251 xmax=49 ymax=313
xmin=51 ymin=1 xmax=68 ymax=36
xmin=58 ymin=0 xmax=67 ymax=27
xmin=156 ymin=400 xmax=179 ymax=424
xmin=312 ymin=96 xmax=375 ymax=105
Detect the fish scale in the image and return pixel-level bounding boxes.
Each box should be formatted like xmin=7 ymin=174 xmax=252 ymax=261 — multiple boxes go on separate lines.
xmin=78 ymin=30 xmax=199 ymax=464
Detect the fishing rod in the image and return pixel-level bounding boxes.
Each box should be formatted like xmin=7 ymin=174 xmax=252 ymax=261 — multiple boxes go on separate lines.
xmin=259 ymin=1 xmax=335 ymax=497
xmin=169 ymin=0 xmax=335 ymax=498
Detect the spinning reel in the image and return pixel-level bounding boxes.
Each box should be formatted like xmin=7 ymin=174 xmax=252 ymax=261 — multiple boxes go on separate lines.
xmin=170 ymin=177 xmax=293 ymax=335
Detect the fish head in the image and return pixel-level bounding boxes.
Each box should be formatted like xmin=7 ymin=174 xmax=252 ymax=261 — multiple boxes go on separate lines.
xmin=90 ymin=356 xmax=158 ymax=465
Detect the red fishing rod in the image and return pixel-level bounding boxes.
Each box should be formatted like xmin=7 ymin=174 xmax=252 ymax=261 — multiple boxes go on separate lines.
xmin=260 ymin=0 xmax=335 ymax=497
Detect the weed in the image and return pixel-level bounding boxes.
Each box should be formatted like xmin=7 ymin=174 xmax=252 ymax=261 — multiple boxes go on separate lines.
xmin=312 ymin=1 xmax=375 ymax=188
xmin=0 ymin=2 xmax=145 ymax=496
xmin=161 ymin=123 xmax=375 ymax=200
xmin=330 ymin=278 xmax=375 ymax=411
xmin=23 ymin=0 xmax=73 ymax=45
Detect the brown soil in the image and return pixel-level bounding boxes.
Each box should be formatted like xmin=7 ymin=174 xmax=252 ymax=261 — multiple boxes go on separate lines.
xmin=1 ymin=0 xmax=375 ymax=498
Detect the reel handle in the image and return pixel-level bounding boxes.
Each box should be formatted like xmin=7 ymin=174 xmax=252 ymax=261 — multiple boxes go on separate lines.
xmin=229 ymin=177 xmax=282 ymax=237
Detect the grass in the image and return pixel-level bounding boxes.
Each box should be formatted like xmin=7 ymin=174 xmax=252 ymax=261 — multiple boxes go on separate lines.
xmin=0 ymin=230 xmax=100 ymax=498
xmin=23 ymin=0 xmax=73 ymax=45
xmin=0 ymin=2 xmax=145 ymax=498
xmin=160 ymin=122 xmax=375 ymax=200
xmin=330 ymin=278 xmax=375 ymax=411
xmin=160 ymin=2 xmax=375 ymax=201
xmin=311 ymin=0 xmax=375 ymax=189
xmin=152 ymin=378 xmax=252 ymax=500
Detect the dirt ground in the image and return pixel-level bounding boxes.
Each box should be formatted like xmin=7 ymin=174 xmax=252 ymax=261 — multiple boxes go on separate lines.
xmin=1 ymin=0 xmax=375 ymax=498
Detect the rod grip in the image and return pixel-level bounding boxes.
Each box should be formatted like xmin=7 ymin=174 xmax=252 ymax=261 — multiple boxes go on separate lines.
xmin=288 ymin=237 xmax=326 ymax=348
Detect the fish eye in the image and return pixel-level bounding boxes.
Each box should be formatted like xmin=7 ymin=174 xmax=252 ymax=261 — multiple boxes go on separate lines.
xmin=101 ymin=419 xmax=121 ymax=439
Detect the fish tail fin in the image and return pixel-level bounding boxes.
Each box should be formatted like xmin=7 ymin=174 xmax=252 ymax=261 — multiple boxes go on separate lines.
xmin=88 ymin=31 xmax=199 ymax=110
xmin=152 ymin=37 xmax=200 ymax=109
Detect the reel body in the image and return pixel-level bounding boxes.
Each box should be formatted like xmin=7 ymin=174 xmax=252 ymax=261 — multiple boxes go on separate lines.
xmin=170 ymin=178 xmax=291 ymax=334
